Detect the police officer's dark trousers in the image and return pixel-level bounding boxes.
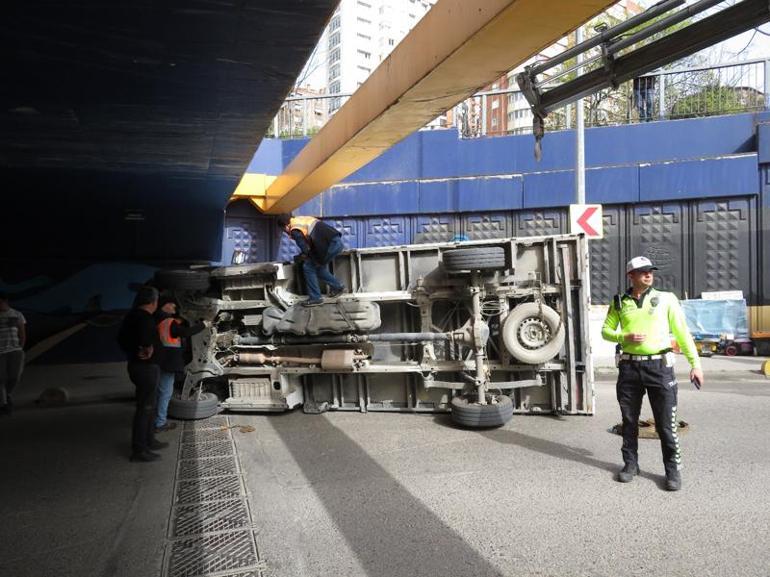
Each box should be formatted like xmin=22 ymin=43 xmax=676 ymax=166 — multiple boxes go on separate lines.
xmin=128 ymin=362 xmax=159 ymax=454
xmin=616 ymin=359 xmax=681 ymax=475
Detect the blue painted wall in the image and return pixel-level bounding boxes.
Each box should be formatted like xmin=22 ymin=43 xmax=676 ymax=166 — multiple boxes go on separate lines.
xmin=250 ymin=112 xmax=767 ymax=218
xmin=242 ymin=112 xmax=770 ymax=307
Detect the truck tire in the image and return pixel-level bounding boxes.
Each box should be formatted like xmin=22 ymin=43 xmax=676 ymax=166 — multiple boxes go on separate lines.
xmin=154 ymin=269 xmax=210 ymax=292
xmin=451 ymin=394 xmax=513 ymax=428
xmin=167 ymin=392 xmax=220 ymax=420
xmin=443 ymin=247 xmax=506 ymax=272
xmin=502 ymin=302 xmax=565 ymax=364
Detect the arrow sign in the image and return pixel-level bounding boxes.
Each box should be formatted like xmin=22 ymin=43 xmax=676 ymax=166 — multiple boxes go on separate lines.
xmin=569 ymin=204 xmax=603 ymax=239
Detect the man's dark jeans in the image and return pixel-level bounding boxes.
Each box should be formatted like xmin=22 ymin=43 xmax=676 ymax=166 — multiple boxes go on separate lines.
xmin=0 ymin=349 xmax=24 ymax=406
xmin=302 ymin=235 xmax=345 ymax=300
xmin=127 ymin=362 xmax=160 ymax=454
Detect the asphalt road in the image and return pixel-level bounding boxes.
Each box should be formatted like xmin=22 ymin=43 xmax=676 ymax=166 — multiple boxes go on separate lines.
xmin=1 ymin=360 xmax=767 ymax=577
xmin=235 ymin=377 xmax=770 ymax=577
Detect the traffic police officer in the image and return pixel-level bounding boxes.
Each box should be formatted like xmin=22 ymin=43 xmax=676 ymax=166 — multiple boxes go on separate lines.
xmin=602 ymin=256 xmax=704 ymax=491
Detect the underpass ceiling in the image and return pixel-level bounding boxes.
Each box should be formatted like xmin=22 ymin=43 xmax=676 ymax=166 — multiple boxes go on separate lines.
xmin=1 ymin=0 xmax=339 ymax=179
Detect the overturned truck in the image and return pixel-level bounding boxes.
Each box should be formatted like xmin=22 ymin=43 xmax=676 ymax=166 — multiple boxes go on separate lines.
xmin=157 ymin=234 xmax=593 ymax=427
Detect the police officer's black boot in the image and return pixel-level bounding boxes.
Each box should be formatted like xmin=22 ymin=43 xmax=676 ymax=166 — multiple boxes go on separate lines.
xmin=665 ymin=470 xmax=682 ymax=491
xmin=616 ymin=463 xmax=640 ymax=483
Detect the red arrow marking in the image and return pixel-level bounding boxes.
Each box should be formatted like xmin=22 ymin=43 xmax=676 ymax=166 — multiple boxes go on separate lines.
xmin=577 ymin=206 xmax=599 ymax=236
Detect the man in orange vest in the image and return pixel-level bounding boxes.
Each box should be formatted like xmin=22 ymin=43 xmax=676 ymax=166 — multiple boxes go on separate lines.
xmin=154 ymin=295 xmax=207 ymax=432
xmin=277 ymin=214 xmax=346 ymax=306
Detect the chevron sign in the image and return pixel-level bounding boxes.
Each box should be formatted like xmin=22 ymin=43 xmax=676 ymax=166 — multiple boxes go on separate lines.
xmin=569 ymin=204 xmax=603 ymax=239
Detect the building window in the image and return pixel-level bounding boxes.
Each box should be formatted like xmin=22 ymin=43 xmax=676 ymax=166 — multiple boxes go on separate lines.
xmin=357 ymin=65 xmax=371 ymax=74
xmin=491 ymin=99 xmax=499 ymax=109
xmin=357 ymin=0 xmax=371 ymax=7
xmin=330 ymin=81 xmax=341 ymax=94
xmin=330 ymin=16 xmax=341 ymax=31
xmin=357 ymin=17 xmax=371 ymax=25
xmin=357 ymin=32 xmax=371 ymax=41
xmin=329 ymin=32 xmax=340 ymax=47
xmin=330 ymin=49 xmax=341 ymax=63
xmin=491 ymin=116 xmax=498 ymax=128
xmin=388 ymin=38 xmax=395 ymax=46
xmin=357 ymin=49 xmax=371 ymax=59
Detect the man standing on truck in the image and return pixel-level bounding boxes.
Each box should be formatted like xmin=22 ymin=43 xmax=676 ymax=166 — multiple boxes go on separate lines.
xmin=277 ymin=214 xmax=346 ymax=307
xmin=602 ymin=256 xmax=704 ymax=491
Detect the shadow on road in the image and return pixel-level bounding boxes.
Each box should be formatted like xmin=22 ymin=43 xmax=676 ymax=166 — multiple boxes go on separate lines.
xmin=270 ymin=412 xmax=506 ymax=577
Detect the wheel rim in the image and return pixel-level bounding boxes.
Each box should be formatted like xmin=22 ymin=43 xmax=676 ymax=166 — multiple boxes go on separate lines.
xmin=517 ymin=317 xmax=552 ymax=349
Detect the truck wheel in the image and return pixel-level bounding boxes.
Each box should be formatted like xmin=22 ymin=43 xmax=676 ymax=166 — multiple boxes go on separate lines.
xmin=724 ymin=344 xmax=738 ymax=357
xmin=443 ymin=247 xmax=506 ymax=272
xmin=154 ymin=269 xmax=210 ymax=292
xmin=450 ymin=394 xmax=513 ymax=428
xmin=167 ymin=392 xmax=220 ymax=420
xmin=502 ymin=302 xmax=565 ymax=364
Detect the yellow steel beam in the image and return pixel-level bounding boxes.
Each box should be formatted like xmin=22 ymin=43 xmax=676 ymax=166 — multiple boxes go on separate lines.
xmin=259 ymin=0 xmax=617 ymax=214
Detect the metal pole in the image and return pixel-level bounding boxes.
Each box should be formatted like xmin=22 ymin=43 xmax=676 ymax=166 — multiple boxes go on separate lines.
xmin=765 ymin=59 xmax=770 ymax=110
xmin=481 ymin=94 xmax=488 ymax=136
xmin=575 ymin=26 xmax=586 ymax=205
xmin=658 ymin=74 xmax=666 ymax=120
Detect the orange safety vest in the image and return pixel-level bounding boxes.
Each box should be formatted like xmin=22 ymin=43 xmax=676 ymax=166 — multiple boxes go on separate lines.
xmin=289 ymin=216 xmax=318 ymax=240
xmin=158 ymin=318 xmax=182 ymax=348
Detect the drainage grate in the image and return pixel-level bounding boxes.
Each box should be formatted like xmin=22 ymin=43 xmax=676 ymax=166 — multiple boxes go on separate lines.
xmin=181 ymin=439 xmax=234 ymax=460
xmin=182 ymin=428 xmax=231 ymax=444
xmin=178 ymin=456 xmax=238 ymax=480
xmin=172 ymin=498 xmax=251 ymax=537
xmin=176 ymin=476 xmax=243 ymax=505
xmin=184 ymin=415 xmax=230 ymax=430
xmin=165 ymin=415 xmax=263 ymax=577
xmin=168 ymin=530 xmax=259 ymax=577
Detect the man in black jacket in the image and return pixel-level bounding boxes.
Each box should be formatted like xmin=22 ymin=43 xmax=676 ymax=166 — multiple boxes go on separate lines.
xmin=154 ymin=295 xmax=207 ymax=432
xmin=277 ymin=214 xmax=346 ymax=306
xmin=117 ymin=286 xmax=168 ymax=462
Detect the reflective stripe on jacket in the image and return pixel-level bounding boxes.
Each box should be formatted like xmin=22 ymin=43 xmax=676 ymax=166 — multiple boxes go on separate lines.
xmin=158 ymin=318 xmax=182 ymax=348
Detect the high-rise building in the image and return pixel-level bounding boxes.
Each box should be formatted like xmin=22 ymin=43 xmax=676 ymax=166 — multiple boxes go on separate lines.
xmin=297 ymin=0 xmax=436 ymax=113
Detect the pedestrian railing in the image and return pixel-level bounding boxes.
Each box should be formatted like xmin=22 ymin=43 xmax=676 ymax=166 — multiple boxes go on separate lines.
xmin=268 ymin=58 xmax=768 ymax=139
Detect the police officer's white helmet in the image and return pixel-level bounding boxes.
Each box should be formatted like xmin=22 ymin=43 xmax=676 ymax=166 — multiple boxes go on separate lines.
xmin=626 ymin=256 xmax=659 ymax=273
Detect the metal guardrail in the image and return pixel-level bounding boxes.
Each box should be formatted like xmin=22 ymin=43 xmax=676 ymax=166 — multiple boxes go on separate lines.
xmin=268 ymin=58 xmax=769 ymax=139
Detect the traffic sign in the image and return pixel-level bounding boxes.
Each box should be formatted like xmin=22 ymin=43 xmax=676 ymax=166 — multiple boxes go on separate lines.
xmin=569 ymin=204 xmax=603 ymax=239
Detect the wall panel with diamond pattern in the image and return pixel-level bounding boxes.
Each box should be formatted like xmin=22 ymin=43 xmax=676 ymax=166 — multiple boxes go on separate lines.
xmin=589 ymin=207 xmax=625 ymax=304
xmin=631 ymin=203 xmax=686 ymax=295
xmin=692 ymin=199 xmax=755 ymax=298
xmin=224 ymin=193 xmax=762 ymax=305
xmin=463 ymin=213 xmax=511 ymax=240
xmin=365 ymin=217 xmax=409 ymax=247
xmin=413 ymin=215 xmax=460 ymax=244
xmin=515 ymin=210 xmax=565 ymax=237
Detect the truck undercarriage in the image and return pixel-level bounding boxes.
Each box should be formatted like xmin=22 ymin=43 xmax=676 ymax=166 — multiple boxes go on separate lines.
xmin=157 ymin=234 xmax=592 ymax=427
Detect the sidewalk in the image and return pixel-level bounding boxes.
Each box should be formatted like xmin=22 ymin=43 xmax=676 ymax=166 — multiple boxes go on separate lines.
xmin=0 ymin=362 xmax=180 ymax=577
